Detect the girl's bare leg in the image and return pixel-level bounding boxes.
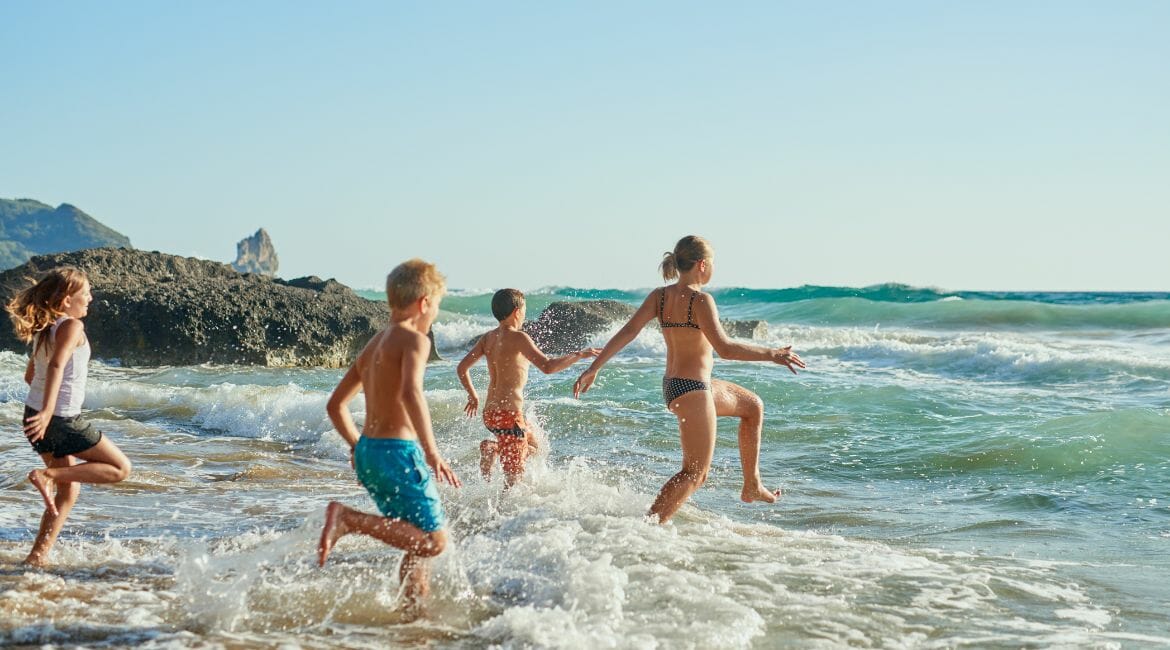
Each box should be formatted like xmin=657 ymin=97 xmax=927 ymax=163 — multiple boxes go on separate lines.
xmin=24 ymin=454 xmax=81 ymax=566
xmin=318 ymin=501 xmax=447 ymax=567
xmin=712 ymin=379 xmax=780 ymax=503
xmin=29 ymin=437 xmax=132 ymax=512
xmin=649 ymin=391 xmax=717 ymax=523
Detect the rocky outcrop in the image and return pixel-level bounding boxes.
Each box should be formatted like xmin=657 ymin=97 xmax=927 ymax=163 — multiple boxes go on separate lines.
xmin=468 ymin=300 xmax=770 ymax=354
xmin=721 ymin=319 xmax=769 ymax=340
xmin=0 ymin=198 xmax=132 ymax=270
xmin=526 ymin=300 xmax=637 ymax=355
xmin=0 ymin=248 xmax=413 ymax=367
xmin=232 ymin=228 xmax=279 ymax=276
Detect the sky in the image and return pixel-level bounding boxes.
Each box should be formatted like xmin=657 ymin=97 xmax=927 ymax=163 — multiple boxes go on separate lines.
xmin=1 ymin=2 xmax=1167 ymax=292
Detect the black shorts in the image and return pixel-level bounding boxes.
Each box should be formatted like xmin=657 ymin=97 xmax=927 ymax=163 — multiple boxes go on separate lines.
xmin=23 ymin=405 xmax=103 ymax=458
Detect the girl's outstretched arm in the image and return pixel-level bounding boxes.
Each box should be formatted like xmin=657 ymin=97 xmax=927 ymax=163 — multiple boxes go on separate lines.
xmin=574 ymin=291 xmax=659 ymax=397
xmin=692 ymin=294 xmax=806 ymax=373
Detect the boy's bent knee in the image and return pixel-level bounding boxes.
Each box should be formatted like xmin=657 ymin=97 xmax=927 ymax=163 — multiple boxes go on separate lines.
xmin=417 ymin=530 xmax=446 ymax=557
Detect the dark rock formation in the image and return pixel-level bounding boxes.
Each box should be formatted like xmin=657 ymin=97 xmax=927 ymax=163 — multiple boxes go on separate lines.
xmin=232 ymin=228 xmax=279 ymax=276
xmin=0 ymin=248 xmax=412 ymax=367
xmin=525 ymin=300 xmax=636 ymax=355
xmin=467 ymin=300 xmax=769 ymax=354
xmin=0 ymin=198 xmax=132 ymax=270
xmin=721 ymin=319 xmax=769 ymax=340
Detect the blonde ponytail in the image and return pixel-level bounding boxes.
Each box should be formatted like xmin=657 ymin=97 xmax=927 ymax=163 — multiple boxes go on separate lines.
xmin=658 ymin=236 xmax=713 ymax=282
xmin=659 ymin=252 xmax=679 ymax=281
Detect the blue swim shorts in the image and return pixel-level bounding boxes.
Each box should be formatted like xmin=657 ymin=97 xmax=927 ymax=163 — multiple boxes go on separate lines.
xmin=353 ymin=436 xmax=445 ymax=533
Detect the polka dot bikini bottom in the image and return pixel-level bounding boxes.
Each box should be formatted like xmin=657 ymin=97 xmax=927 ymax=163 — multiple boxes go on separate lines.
xmin=662 ymin=376 xmax=710 ymax=405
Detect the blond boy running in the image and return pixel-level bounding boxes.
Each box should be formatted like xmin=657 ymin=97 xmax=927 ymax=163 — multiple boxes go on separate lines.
xmin=318 ymin=259 xmax=461 ymax=612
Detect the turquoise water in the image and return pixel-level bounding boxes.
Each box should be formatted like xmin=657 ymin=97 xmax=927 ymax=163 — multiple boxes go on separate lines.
xmin=1 ymin=285 xmax=1168 ymax=647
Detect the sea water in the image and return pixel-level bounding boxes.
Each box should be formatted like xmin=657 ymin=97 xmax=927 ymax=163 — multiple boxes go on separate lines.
xmin=1 ymin=285 xmax=1168 ymax=648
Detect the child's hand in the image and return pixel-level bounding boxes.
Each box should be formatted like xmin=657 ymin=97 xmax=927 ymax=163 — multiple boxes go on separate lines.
xmin=23 ymin=410 xmax=52 ymax=444
xmin=573 ymin=369 xmax=598 ymax=398
xmin=579 ymin=347 xmax=602 ymax=359
xmin=771 ymin=346 xmax=806 ymax=374
xmin=427 ymin=454 xmax=462 ymax=488
xmin=464 ymin=394 xmax=479 ymax=418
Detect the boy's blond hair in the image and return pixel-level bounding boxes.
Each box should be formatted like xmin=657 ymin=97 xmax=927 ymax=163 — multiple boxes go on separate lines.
xmin=386 ymin=258 xmax=446 ymax=310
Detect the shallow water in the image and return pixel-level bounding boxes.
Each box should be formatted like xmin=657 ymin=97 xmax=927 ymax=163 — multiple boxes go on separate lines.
xmin=2 ymin=287 xmax=1168 ymax=648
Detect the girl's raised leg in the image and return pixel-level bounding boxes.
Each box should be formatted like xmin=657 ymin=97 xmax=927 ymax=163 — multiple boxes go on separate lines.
xmin=712 ymin=379 xmax=780 ymax=503
xmin=29 ymin=437 xmax=132 ymax=500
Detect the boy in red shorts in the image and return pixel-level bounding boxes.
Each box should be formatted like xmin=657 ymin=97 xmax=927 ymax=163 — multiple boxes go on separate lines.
xmin=457 ymin=289 xmax=598 ymax=487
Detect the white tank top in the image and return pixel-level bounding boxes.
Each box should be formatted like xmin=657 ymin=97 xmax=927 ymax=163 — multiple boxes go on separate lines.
xmin=25 ymin=316 xmax=90 ymax=417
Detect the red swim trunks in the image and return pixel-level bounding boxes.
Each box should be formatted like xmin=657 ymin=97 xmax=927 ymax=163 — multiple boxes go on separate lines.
xmin=483 ymin=410 xmax=529 ymax=475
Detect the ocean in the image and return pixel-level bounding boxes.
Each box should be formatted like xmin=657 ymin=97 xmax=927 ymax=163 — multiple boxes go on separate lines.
xmin=1 ymin=284 xmax=1168 ymax=648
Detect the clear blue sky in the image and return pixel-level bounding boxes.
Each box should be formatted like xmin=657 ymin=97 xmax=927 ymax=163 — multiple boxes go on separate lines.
xmin=2 ymin=2 xmax=1167 ymax=291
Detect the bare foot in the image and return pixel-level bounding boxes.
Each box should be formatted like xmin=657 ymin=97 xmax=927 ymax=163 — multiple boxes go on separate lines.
xmin=741 ymin=482 xmax=781 ymax=504
xmin=317 ymin=501 xmax=349 ymax=567
xmin=21 ymin=552 xmax=48 ymax=567
xmin=28 ymin=469 xmax=59 ymax=517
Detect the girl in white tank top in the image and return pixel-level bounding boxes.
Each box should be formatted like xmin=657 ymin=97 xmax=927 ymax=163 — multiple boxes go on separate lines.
xmin=25 ymin=315 xmax=91 ymax=417
xmin=5 ymin=266 xmax=132 ymax=567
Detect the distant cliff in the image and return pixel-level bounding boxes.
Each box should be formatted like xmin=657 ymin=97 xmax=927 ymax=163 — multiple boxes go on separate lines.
xmin=232 ymin=228 xmax=279 ymax=276
xmin=0 ymin=198 xmax=132 ymax=270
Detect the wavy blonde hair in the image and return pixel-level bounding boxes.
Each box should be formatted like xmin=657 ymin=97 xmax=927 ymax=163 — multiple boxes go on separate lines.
xmin=6 ymin=266 xmax=89 ymax=353
xmin=386 ymin=258 xmax=446 ymax=310
xmin=659 ymin=235 xmax=713 ymax=281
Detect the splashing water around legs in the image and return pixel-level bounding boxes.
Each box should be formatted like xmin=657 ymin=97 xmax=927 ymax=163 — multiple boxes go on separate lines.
xmin=317 ymin=501 xmax=447 ymax=612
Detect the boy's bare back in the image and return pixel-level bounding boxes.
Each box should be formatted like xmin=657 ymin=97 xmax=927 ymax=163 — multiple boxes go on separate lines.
xmin=480 ymin=327 xmax=538 ymax=413
xmin=356 ymin=325 xmax=432 ymax=440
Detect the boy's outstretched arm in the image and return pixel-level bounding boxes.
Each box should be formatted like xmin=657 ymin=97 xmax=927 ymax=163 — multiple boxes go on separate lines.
xmin=519 ymin=333 xmax=601 ymax=375
xmin=457 ymin=336 xmax=486 ymax=417
xmin=402 ymin=331 xmax=462 ymax=487
xmin=693 ymin=294 xmax=806 ymax=373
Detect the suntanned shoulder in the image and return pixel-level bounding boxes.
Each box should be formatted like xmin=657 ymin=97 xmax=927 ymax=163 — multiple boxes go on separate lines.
xmin=355 ymin=329 xmax=388 ymax=366
xmin=387 ymin=326 xmax=431 ymax=355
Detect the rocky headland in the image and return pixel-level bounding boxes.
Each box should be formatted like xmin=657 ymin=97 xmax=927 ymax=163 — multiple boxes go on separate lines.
xmin=0 ymin=248 xmax=393 ymax=367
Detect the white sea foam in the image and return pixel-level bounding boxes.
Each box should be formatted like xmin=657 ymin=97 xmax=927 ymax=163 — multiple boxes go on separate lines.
xmin=432 ymin=316 xmax=495 ymax=351
xmin=766 ymin=325 xmax=1170 ymax=381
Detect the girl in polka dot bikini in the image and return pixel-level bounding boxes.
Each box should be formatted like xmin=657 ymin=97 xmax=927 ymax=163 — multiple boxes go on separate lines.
xmin=574 ymin=236 xmax=806 ymax=523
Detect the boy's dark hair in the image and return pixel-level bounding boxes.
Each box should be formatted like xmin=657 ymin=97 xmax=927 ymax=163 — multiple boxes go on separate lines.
xmin=491 ymin=289 xmax=525 ymax=321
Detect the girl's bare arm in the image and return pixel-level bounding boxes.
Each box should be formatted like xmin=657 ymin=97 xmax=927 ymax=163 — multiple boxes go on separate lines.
xmin=574 ymin=292 xmax=659 ymax=397
xmin=24 ymin=319 xmax=84 ymax=441
xmin=693 ymin=294 xmax=805 ymax=372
